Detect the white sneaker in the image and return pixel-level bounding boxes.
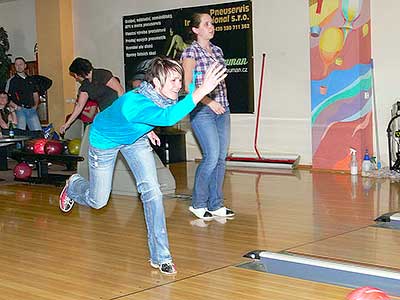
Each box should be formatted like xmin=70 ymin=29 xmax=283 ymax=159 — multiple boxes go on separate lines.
xmin=189 ymin=206 xmax=214 ymax=220
xmin=150 ymin=260 xmax=177 ymax=275
xmin=209 ymin=207 xmax=235 ymax=217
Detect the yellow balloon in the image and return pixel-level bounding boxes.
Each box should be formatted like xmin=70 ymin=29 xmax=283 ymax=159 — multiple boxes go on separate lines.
xmin=319 ymin=27 xmax=344 ymax=53
xmin=362 ymin=23 xmax=369 ymax=37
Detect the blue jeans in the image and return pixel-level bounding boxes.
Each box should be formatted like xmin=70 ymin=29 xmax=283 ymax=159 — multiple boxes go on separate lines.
xmin=15 ymin=107 xmax=42 ymax=131
xmin=190 ymin=105 xmax=230 ymax=211
xmin=67 ymin=136 xmax=172 ymax=265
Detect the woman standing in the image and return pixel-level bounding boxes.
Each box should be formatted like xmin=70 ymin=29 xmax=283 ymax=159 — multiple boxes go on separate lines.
xmin=181 ymin=13 xmax=235 ymax=220
xmin=59 ymin=57 xmax=227 ymax=275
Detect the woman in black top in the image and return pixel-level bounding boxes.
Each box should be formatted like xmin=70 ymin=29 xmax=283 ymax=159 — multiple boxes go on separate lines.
xmin=60 ymin=57 xmax=124 ymax=134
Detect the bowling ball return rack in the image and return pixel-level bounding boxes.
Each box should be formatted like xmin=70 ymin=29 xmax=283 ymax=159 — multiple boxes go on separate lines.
xmin=11 ymin=150 xmax=84 ymax=186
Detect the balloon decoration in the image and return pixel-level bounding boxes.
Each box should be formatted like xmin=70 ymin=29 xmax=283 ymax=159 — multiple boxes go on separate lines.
xmin=319 ymin=27 xmax=344 ymax=75
xmin=13 ymin=162 xmax=32 ymax=179
xmin=362 ymin=23 xmax=369 ymax=37
xmin=341 ymin=0 xmax=363 ymax=40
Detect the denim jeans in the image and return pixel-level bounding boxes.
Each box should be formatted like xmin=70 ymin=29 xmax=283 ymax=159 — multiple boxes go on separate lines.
xmin=67 ymin=136 xmax=172 ymax=265
xmin=15 ymin=107 xmax=42 ymax=131
xmin=190 ymin=105 xmax=230 ymax=211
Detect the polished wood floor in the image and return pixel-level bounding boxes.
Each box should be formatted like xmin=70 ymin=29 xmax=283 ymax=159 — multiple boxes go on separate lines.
xmin=0 ymin=162 xmax=399 ymax=299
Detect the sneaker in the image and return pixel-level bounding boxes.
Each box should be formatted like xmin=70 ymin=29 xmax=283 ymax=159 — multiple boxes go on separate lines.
xmin=150 ymin=261 xmax=177 ymax=275
xmin=59 ymin=184 xmax=74 ymax=213
xmin=209 ymin=207 xmax=235 ymax=217
xmin=59 ymin=174 xmax=79 ymax=213
xmin=189 ymin=206 xmax=213 ymax=220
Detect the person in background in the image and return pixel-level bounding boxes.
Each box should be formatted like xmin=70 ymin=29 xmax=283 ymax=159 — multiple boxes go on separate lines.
xmin=5 ymin=57 xmax=42 ymax=133
xmin=60 ymin=57 xmax=124 ymax=134
xmin=61 ymin=57 xmax=159 ymax=144
xmin=65 ymin=98 xmax=99 ymax=130
xmin=0 ymin=90 xmax=17 ymax=132
xmin=130 ymin=59 xmax=153 ymax=89
xmin=59 ymin=57 xmax=227 ymax=275
xmin=79 ymin=99 xmax=99 ymax=126
xmin=181 ymin=12 xmax=235 ymax=220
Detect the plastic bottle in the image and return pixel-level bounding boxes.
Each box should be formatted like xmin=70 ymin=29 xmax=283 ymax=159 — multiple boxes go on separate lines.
xmin=351 ymin=174 xmax=357 ymax=199
xmin=361 ymin=149 xmax=372 ymax=177
xmin=350 ymin=148 xmax=358 ymax=175
xmin=8 ymin=122 xmax=14 ymax=138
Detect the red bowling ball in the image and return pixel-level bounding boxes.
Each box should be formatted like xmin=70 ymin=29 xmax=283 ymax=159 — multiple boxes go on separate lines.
xmin=347 ymin=286 xmax=390 ymax=300
xmin=33 ymin=138 xmax=48 ymax=154
xmin=44 ymin=140 xmax=63 ymax=155
xmin=13 ymin=162 xmax=32 ymax=179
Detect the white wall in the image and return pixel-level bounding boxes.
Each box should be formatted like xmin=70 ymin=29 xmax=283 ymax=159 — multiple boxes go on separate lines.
xmin=0 ymin=0 xmax=36 ymax=61
xmin=5 ymin=0 xmax=394 ymax=167
xmin=370 ymin=0 xmax=400 ymax=167
xmin=72 ymin=0 xmax=312 ymax=164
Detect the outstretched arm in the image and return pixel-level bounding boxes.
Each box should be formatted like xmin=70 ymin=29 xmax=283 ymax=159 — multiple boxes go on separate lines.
xmin=60 ymin=92 xmax=89 ymax=134
xmin=126 ymin=63 xmax=227 ymax=127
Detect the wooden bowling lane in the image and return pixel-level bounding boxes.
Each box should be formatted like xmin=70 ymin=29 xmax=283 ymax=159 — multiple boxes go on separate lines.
xmin=287 ymin=226 xmax=400 ymax=271
xmin=0 ymin=164 xmax=398 ymax=299
xmin=119 ymin=266 xmax=384 ymax=300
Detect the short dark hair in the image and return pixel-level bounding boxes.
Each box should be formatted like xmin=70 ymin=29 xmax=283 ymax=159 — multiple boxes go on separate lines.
xmin=0 ymin=90 xmax=9 ymax=104
xmin=69 ymin=57 xmax=93 ymax=77
xmin=144 ymin=57 xmax=183 ymax=87
xmin=14 ymin=56 xmax=26 ymax=63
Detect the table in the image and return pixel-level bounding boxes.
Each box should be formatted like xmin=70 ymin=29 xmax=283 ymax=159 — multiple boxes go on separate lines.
xmin=11 ymin=150 xmax=84 ymax=186
xmin=0 ymin=135 xmax=31 ymax=171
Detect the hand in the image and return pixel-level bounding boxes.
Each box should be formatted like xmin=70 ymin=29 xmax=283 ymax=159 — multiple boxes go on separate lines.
xmin=201 ymin=63 xmax=227 ymax=95
xmin=60 ymin=123 xmax=70 ymax=134
xmin=207 ymin=100 xmax=225 ymax=114
xmin=147 ymin=131 xmax=160 ymax=146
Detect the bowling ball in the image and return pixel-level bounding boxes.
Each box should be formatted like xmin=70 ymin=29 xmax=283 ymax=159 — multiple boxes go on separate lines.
xmin=33 ymin=138 xmax=48 ymax=154
xmin=24 ymin=140 xmax=35 ymax=153
xmin=68 ymin=138 xmax=81 ymax=155
xmin=347 ymin=286 xmax=390 ymax=300
xmin=61 ymin=140 xmax=70 ymax=154
xmin=13 ymin=162 xmax=32 ymax=179
xmin=44 ymin=140 xmax=63 ymax=155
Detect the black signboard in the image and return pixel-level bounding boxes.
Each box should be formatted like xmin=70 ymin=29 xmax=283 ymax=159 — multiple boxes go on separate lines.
xmin=123 ymin=1 xmax=253 ymax=113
